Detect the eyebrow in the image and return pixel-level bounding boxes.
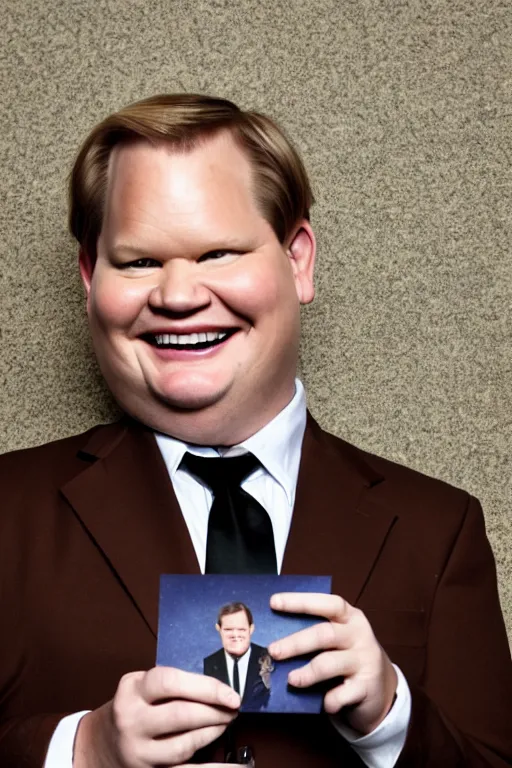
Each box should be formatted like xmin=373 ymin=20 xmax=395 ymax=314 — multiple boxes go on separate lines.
xmin=110 ymin=245 xmax=157 ymax=260
xmin=111 ymin=239 xmax=253 ymax=259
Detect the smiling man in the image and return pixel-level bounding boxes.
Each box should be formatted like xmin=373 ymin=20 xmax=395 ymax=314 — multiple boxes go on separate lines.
xmin=0 ymin=94 xmax=511 ymax=768
xmin=78 ymin=129 xmax=311 ymax=446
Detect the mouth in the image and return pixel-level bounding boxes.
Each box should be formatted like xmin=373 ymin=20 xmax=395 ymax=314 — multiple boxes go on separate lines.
xmin=142 ymin=329 xmax=238 ymax=351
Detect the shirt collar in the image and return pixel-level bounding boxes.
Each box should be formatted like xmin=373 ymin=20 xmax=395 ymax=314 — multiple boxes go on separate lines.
xmin=154 ymin=379 xmax=307 ymax=506
xmin=224 ymin=645 xmax=251 ymax=666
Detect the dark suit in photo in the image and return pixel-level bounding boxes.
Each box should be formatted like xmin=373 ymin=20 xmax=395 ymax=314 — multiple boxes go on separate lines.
xmin=204 ymin=642 xmax=271 ymax=711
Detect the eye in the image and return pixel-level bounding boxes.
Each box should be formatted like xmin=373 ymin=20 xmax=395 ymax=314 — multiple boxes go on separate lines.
xmin=198 ymin=250 xmax=241 ymax=263
xmin=120 ymin=257 xmax=161 ymax=269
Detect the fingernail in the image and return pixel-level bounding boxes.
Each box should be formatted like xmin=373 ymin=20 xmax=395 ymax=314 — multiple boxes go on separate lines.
xmin=224 ymin=690 xmax=241 ymax=707
xmin=289 ymin=671 xmax=301 ymax=686
xmin=268 ymin=642 xmax=279 ymax=658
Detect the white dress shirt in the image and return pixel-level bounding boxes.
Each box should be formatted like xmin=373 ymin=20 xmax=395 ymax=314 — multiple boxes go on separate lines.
xmin=44 ymin=380 xmax=410 ymax=767
xmin=224 ymin=648 xmax=251 ymax=698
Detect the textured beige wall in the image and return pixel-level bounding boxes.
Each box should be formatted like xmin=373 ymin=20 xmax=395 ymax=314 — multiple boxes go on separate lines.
xmin=1 ymin=0 xmax=510 ymax=638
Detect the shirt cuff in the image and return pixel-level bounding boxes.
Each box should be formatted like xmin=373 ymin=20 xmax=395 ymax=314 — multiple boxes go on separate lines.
xmin=330 ymin=664 xmax=411 ymax=768
xmin=44 ymin=711 xmax=91 ymax=768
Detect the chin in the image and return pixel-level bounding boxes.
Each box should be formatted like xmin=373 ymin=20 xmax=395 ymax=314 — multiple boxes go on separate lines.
xmin=154 ymin=385 xmax=229 ymax=412
xmin=119 ymin=381 xmax=237 ymax=437
xmin=147 ymin=369 xmax=236 ymax=410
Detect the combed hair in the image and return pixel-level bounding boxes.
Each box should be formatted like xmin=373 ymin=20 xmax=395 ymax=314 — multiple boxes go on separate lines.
xmin=217 ymin=602 xmax=254 ymax=627
xmin=69 ymin=93 xmax=314 ymax=258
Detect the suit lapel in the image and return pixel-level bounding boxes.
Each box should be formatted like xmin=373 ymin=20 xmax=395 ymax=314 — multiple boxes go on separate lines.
xmin=61 ymin=420 xmax=199 ymax=637
xmin=242 ymin=644 xmax=261 ymax=704
xmin=246 ymin=643 xmax=260 ymax=692
xmin=282 ymin=415 xmax=397 ymax=605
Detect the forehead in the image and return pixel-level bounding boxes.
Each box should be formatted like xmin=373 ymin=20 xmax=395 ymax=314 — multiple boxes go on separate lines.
xmin=220 ymin=610 xmax=250 ymax=628
xmin=101 ymin=133 xmax=270 ymax=253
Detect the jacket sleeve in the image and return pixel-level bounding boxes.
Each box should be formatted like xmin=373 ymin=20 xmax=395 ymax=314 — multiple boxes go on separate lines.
xmin=397 ymin=495 xmax=512 ymax=767
xmin=0 ymin=715 xmax=65 ymax=768
xmin=0 ymin=451 xmax=66 ymax=767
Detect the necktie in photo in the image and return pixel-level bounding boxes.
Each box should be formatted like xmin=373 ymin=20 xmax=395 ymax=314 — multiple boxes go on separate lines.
xmin=232 ymin=657 xmax=240 ymax=695
xmin=180 ymin=452 xmax=277 ymax=574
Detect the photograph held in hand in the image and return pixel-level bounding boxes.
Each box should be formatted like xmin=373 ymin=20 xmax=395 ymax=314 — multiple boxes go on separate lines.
xmin=157 ymin=574 xmax=332 ymax=715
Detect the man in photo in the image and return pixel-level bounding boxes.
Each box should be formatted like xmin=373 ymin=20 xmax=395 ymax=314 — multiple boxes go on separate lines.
xmin=204 ymin=602 xmax=272 ymax=711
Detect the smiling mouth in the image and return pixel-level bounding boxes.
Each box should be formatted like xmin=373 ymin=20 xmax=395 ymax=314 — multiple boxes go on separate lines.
xmin=143 ymin=329 xmax=238 ymax=351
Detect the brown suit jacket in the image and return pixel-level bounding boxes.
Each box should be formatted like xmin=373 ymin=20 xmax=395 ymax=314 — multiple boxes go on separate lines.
xmin=0 ymin=415 xmax=511 ymax=767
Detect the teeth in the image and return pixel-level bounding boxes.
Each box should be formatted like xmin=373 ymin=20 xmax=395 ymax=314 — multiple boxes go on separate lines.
xmin=154 ymin=331 xmax=228 ymax=347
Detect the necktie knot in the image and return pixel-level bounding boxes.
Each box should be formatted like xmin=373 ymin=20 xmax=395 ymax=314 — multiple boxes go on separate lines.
xmin=180 ymin=452 xmax=260 ymax=495
xmin=180 ymin=451 xmax=277 ymax=574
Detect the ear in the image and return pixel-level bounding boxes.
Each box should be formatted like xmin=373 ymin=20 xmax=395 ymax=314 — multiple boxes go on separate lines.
xmin=215 ymin=623 xmax=221 ymax=634
xmin=249 ymin=624 xmax=255 ymax=636
xmin=286 ymin=220 xmax=316 ymax=305
xmin=78 ymin=248 xmax=94 ymax=311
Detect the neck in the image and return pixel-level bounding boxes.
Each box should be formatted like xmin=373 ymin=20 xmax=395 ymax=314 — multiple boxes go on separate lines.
xmin=228 ymin=647 xmax=250 ymax=660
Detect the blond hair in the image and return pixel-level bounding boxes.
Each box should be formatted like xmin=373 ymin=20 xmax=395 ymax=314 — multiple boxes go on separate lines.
xmin=69 ymin=93 xmax=314 ymax=258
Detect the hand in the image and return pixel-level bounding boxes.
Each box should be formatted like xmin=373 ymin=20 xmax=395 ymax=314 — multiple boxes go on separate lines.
xmin=268 ymin=593 xmax=397 ymax=735
xmin=73 ymin=666 xmax=242 ymax=768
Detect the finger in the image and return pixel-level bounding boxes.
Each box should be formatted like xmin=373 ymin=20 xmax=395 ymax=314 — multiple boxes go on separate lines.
xmin=141 ymin=698 xmax=238 ymax=738
xmin=269 ymin=621 xmax=352 ymax=660
xmin=139 ymin=666 xmax=241 ymax=709
xmin=144 ymin=724 xmax=231 ymax=765
xmin=286 ymin=650 xmax=356 ymax=688
xmin=323 ymin=677 xmax=366 ymax=714
xmin=270 ymin=592 xmax=353 ymax=622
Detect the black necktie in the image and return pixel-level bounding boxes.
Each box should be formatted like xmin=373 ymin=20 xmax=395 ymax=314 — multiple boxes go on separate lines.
xmin=232 ymin=657 xmax=240 ymax=695
xmin=180 ymin=452 xmax=277 ymax=574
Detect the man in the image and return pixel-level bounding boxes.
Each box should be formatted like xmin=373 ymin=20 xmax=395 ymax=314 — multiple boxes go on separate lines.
xmin=0 ymin=93 xmax=510 ymax=768
xmin=203 ymin=603 xmax=272 ymax=711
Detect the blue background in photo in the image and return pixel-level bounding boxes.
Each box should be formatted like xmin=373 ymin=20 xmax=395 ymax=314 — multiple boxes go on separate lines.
xmin=157 ymin=574 xmax=331 ymax=714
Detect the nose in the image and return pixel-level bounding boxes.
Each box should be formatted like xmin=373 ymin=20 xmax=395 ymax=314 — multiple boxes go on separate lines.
xmin=148 ymin=259 xmax=210 ymax=315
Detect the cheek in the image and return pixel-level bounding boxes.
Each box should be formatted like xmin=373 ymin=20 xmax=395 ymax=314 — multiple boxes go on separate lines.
xmin=219 ymin=259 xmax=295 ymax=317
xmin=89 ymin=278 xmax=147 ymax=331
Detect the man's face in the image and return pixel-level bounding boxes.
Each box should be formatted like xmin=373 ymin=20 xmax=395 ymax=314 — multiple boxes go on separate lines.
xmin=216 ymin=610 xmax=254 ymax=657
xmin=80 ymin=132 xmax=315 ymax=444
